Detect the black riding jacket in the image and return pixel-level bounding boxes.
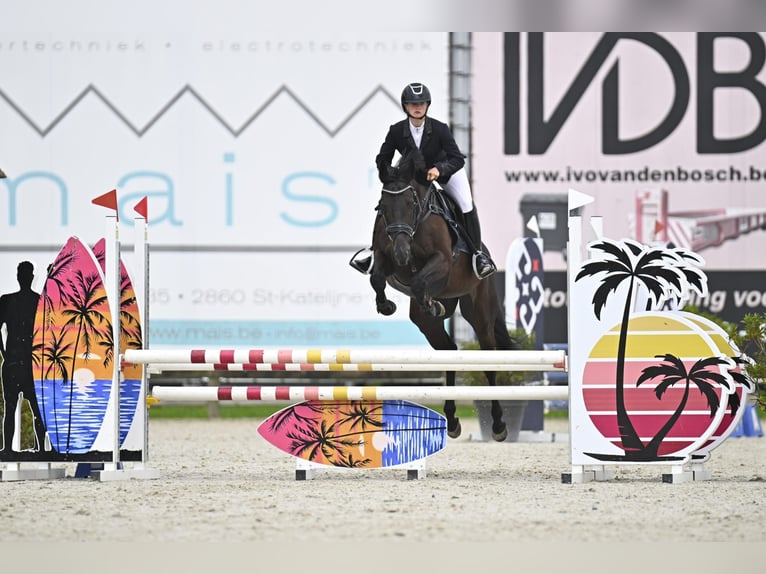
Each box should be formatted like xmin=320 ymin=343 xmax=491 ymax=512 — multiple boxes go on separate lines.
xmin=375 ymin=116 xmax=465 ymax=186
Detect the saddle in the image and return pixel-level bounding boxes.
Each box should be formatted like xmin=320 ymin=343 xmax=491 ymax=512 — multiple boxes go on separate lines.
xmin=426 ymin=185 xmax=471 ymax=257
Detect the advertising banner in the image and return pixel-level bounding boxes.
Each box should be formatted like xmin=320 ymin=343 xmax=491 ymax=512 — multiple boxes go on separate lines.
xmin=0 ymin=4 xmax=449 ymax=347
xmin=472 ymin=33 xmax=766 ymax=272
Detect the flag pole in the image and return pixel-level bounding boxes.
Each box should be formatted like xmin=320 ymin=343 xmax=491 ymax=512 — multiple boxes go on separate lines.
xmin=132 ymin=197 xmax=151 ymax=465
xmin=105 ymin=214 xmax=121 ymax=468
xmin=89 ymin=191 xmax=158 ymax=480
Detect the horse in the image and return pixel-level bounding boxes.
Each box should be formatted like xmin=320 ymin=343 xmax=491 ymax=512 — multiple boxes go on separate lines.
xmin=367 ymin=149 xmax=518 ymax=441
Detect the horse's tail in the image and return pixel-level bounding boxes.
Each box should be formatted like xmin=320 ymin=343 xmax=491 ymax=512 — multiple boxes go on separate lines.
xmin=481 ymin=275 xmax=517 ymax=350
xmin=493 ymin=312 xmax=517 ymax=350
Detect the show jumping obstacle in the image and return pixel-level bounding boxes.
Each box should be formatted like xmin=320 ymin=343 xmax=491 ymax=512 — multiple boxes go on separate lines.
xmin=143 ymin=362 xmax=563 ymax=372
xmin=123 ymin=348 xmax=567 ymax=368
xmin=14 ymin=189 xmax=740 ymax=485
xmin=151 ymin=384 xmax=570 ymax=403
xmin=143 ymin=349 xmax=570 ymax=481
xmin=125 ymin=347 xmax=568 ymax=419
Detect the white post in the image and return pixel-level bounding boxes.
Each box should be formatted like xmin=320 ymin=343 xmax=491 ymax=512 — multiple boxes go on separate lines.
xmin=134 ymin=215 xmax=150 ymax=464
xmin=105 ymin=216 xmax=121 ymax=467
xmin=564 ymin=189 xmax=586 ymax=483
xmin=94 ymin=213 xmax=159 ymax=481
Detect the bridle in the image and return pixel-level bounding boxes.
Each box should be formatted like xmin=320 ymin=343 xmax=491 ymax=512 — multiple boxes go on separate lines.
xmin=378 ymin=183 xmax=435 ymax=241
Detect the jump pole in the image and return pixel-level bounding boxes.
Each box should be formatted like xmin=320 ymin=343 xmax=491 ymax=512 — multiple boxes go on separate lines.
xmin=151 ymin=384 xmax=569 ymax=403
xmin=143 ymin=361 xmax=566 ymax=372
xmin=124 ymin=348 xmax=567 ymax=368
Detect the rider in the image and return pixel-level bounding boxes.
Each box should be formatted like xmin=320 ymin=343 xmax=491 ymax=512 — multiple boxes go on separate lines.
xmin=350 ymin=82 xmax=496 ymax=279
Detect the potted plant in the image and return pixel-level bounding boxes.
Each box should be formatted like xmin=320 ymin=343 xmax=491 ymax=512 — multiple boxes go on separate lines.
xmin=460 ymin=328 xmax=539 ymax=442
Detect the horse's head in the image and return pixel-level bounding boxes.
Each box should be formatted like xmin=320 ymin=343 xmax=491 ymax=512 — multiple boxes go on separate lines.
xmin=376 ymin=150 xmax=432 ymax=267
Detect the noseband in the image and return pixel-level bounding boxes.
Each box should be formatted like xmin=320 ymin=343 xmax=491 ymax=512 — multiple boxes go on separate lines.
xmin=378 ymin=183 xmax=434 ymax=240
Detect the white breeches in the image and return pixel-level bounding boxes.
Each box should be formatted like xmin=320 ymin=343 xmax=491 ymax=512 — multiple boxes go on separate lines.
xmin=442 ymin=168 xmax=474 ymax=213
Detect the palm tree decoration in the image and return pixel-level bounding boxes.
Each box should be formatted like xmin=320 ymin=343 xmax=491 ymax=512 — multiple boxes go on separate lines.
xmin=636 ymin=354 xmax=734 ymax=459
xmin=32 ymin=328 xmax=72 ymax=450
xmin=668 ymin=247 xmax=707 ymax=302
xmin=286 ymin=419 xmax=361 ymax=464
xmin=337 ymin=402 xmax=385 ymax=432
xmin=36 ymin=249 xmax=77 ymax=421
xmin=59 ymin=269 xmax=110 ymax=452
xmin=96 ymin=273 xmax=143 ymax=370
xmin=262 ymin=402 xmax=325 ymax=435
xmin=643 ymin=246 xmax=707 ymax=311
xmin=575 ymin=238 xmax=686 ymax=454
xmin=40 ymin=250 xmax=76 ymax=330
xmin=93 ymin=244 xmax=143 ymax=364
xmin=269 ymin=402 xmax=385 ymax=466
xmin=334 ymin=453 xmax=374 ymax=468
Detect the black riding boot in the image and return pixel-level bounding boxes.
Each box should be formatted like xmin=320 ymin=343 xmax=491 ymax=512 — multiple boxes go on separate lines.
xmin=463 ymin=208 xmax=496 ymax=279
xmin=349 ymin=247 xmax=374 ymax=274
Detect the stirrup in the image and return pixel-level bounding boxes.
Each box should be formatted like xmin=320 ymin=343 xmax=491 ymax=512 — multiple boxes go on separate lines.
xmin=349 ymin=247 xmax=374 ymax=274
xmin=472 ymin=252 xmax=497 ymax=280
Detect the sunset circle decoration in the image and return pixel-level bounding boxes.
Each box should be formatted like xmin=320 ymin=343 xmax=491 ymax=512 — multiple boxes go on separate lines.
xmin=679 ymin=312 xmax=750 ymax=461
xmin=582 ymin=312 xmax=733 ymax=459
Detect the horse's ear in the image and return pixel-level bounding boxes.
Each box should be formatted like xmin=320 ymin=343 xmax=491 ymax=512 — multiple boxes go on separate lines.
xmin=397 ymin=151 xmax=414 ymax=181
xmin=411 ymin=148 xmax=429 ymax=183
xmin=381 ymin=165 xmax=399 ymax=184
xmin=412 ymin=148 xmax=427 ymax=172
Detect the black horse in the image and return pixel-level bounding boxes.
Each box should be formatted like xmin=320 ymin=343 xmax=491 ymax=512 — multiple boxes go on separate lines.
xmin=367 ymin=149 xmax=517 ymax=441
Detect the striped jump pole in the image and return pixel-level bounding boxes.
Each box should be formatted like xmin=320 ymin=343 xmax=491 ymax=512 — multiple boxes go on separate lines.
xmin=124 ymin=348 xmax=567 ymax=368
xmin=151 ymin=385 xmax=569 ymax=403
xmin=145 ymin=362 xmax=566 ymax=373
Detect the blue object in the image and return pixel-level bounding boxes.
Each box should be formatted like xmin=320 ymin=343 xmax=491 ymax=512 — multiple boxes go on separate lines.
xmin=731 ymin=404 xmax=763 ymax=438
xmin=741 ymin=404 xmax=763 ymax=437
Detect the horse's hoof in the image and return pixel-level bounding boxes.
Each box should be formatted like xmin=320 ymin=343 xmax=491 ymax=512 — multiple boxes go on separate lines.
xmin=492 ymin=423 xmax=508 ymax=442
xmin=377 ymin=301 xmax=397 ymax=316
xmin=431 ymin=300 xmax=446 ymax=317
xmin=447 ymin=418 xmax=462 ymax=439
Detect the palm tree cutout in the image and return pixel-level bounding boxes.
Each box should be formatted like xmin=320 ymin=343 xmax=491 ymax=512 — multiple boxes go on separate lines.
xmin=92 ymin=241 xmax=143 ymax=368
xmin=576 ymin=238 xmax=687 ymax=454
xmin=337 ymin=402 xmax=385 ymax=432
xmin=32 ymin=328 xmax=72 ymax=448
xmin=642 ymin=246 xmax=708 ymax=311
xmin=59 ymin=269 xmax=110 ymax=453
xmin=96 ymin=267 xmax=143 ymax=369
xmin=263 ymin=401 xmax=327 ymax=435
xmin=271 ymin=401 xmax=384 ymax=466
xmin=36 ymin=248 xmax=77 ymax=432
xmin=636 ymin=354 xmax=734 ymax=459
xmin=286 ymin=418 xmax=369 ymax=466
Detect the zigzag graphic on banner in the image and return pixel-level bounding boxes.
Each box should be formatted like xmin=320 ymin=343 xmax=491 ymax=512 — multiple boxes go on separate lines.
xmin=0 ymin=84 xmax=399 ymax=138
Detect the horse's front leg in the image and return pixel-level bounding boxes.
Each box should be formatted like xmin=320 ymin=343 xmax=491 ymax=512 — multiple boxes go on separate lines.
xmin=370 ymin=263 xmax=396 ymax=316
xmin=409 ymin=301 xmax=461 ymax=438
xmin=411 ymin=254 xmax=449 ymax=317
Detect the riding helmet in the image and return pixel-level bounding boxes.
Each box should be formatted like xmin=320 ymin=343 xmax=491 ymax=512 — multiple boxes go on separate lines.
xmin=401 ymin=83 xmax=431 ymax=112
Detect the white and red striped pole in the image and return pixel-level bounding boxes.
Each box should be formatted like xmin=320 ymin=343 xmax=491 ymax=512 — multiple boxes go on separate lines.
xmin=151 ymin=384 xmax=569 ymax=403
xmin=144 ymin=361 xmax=563 ymax=372
xmin=124 ymin=348 xmax=567 ymax=369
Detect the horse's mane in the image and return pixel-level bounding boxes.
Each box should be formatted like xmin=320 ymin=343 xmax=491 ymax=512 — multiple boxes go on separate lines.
xmin=392 ymin=149 xmax=429 ymax=186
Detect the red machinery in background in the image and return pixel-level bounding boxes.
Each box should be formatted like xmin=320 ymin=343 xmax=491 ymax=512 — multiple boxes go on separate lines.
xmin=634 ymin=189 xmax=766 ymax=251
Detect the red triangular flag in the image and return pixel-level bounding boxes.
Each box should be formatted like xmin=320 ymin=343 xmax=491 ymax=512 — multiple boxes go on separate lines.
xmin=92 ymin=189 xmax=119 ymax=220
xmin=133 ymin=196 xmax=148 ymax=219
xmin=654 ymin=219 xmax=665 ymax=235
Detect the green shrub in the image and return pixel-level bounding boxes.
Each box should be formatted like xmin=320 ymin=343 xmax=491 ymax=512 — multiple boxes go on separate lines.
xmin=684 ymin=307 xmax=765 ymax=411
xmin=459 ymin=327 xmax=537 ymax=386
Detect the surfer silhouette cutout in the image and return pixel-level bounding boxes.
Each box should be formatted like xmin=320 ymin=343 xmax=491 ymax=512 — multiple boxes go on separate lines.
xmin=0 ymin=261 xmax=47 ymax=452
